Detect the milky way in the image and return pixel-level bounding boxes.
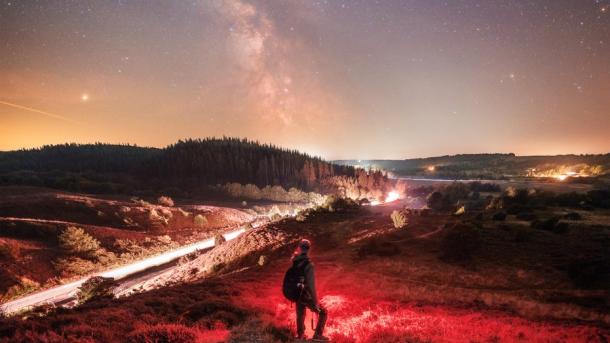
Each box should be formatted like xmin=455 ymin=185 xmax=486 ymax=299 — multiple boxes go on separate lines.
xmin=0 ymin=0 xmax=609 ymax=158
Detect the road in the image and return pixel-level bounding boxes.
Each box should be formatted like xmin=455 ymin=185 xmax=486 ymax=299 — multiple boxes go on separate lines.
xmin=0 ymin=227 xmax=248 ymax=315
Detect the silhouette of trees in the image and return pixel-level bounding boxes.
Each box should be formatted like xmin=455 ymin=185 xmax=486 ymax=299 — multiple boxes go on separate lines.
xmin=0 ymin=138 xmax=378 ymax=195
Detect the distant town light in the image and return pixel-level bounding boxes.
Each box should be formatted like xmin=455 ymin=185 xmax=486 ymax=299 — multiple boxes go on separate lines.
xmin=427 ymin=166 xmax=435 ymax=172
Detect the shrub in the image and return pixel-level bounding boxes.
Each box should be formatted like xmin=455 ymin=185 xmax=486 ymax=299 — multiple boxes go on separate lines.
xmin=426 ymin=191 xmax=446 ymax=211
xmin=564 ymin=212 xmax=582 ymax=220
xmin=214 ymin=234 xmax=226 ymax=246
xmin=322 ymin=195 xmax=359 ymax=212
xmin=492 ymin=212 xmax=506 ymax=221
xmin=3 ymin=278 xmax=40 ymax=301
xmin=516 ymin=212 xmax=537 ymax=221
xmin=513 ymin=226 xmax=532 ymax=242
xmin=440 ymin=223 xmax=481 ymax=262
xmin=357 ymin=239 xmax=401 ymax=258
xmin=54 ymin=257 xmax=97 ymax=275
xmin=531 ymin=217 xmax=569 ymax=233
xmin=469 ymin=181 xmax=501 ymax=193
xmin=76 ymin=276 xmax=115 ymax=305
xmin=390 ymin=210 xmax=408 ymax=229
xmin=128 ymin=323 xmax=207 ymax=343
xmin=587 ymin=189 xmax=610 ymax=208
xmin=453 ymin=205 xmax=466 ymax=216
xmin=567 ymin=256 xmax=609 ymax=289
xmin=0 ymin=243 xmax=19 ymax=260
xmin=58 ymin=226 xmax=101 ymax=258
xmin=157 ymin=196 xmax=174 ymax=207
xmin=194 ymin=214 xmax=208 ymax=227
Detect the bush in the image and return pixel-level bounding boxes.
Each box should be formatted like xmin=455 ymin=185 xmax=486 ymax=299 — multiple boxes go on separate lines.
xmin=453 ymin=205 xmax=466 ymax=216
xmin=58 ymin=226 xmax=101 ymax=258
xmin=513 ymin=226 xmax=533 ymax=242
xmin=3 ymin=278 xmax=40 ymax=301
xmin=323 ymin=195 xmax=359 ymax=212
xmin=426 ymin=191 xmax=446 ymax=211
xmin=390 ymin=210 xmax=408 ymax=229
xmin=76 ymin=276 xmax=115 ymax=305
xmin=516 ymin=212 xmax=537 ymax=221
xmin=567 ymin=256 xmax=609 ymax=289
xmin=469 ymin=181 xmax=501 ymax=193
xmin=157 ymin=196 xmax=174 ymax=207
xmin=492 ymin=212 xmax=506 ymax=221
xmin=194 ymin=214 xmax=208 ymax=227
xmin=0 ymin=243 xmax=18 ymax=260
xmin=54 ymin=257 xmax=97 ymax=275
xmin=531 ymin=217 xmax=569 ymax=233
xmin=587 ymin=189 xmax=610 ymax=208
xmin=564 ymin=212 xmax=582 ymax=220
xmin=440 ymin=223 xmax=481 ymax=261
xmin=128 ymin=324 xmax=207 ymax=343
xmin=357 ymin=239 xmax=401 ymax=258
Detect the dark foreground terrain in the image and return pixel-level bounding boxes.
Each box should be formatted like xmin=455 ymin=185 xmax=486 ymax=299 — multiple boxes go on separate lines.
xmin=1 ymin=193 xmax=608 ymax=342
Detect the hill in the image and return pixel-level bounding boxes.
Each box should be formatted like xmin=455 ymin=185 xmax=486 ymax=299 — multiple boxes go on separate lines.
xmin=0 ymin=138 xmax=366 ymax=197
xmin=335 ymin=153 xmax=610 ymax=180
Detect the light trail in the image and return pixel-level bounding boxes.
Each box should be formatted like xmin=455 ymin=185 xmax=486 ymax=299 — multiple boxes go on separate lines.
xmin=0 ymin=227 xmax=247 ymax=315
xmin=0 ymin=100 xmax=78 ymax=123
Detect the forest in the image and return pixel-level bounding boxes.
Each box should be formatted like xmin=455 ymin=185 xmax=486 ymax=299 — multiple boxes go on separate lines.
xmin=0 ymin=138 xmax=386 ymax=198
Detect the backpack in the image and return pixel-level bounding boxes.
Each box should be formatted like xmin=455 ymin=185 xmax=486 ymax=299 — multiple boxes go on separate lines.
xmin=282 ymin=258 xmax=309 ymax=302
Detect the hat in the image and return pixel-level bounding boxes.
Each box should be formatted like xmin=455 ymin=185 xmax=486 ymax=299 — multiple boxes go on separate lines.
xmin=298 ymin=239 xmax=311 ymax=252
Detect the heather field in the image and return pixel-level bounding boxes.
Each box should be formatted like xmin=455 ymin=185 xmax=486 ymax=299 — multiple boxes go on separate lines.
xmin=2 ymin=195 xmax=608 ymax=342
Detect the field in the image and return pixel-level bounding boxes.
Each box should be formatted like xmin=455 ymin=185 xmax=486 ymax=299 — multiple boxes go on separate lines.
xmin=1 ymin=183 xmax=608 ymax=342
xmin=0 ymin=186 xmax=255 ymax=303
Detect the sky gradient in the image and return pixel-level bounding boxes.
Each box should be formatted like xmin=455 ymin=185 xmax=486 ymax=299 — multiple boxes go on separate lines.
xmin=1 ymin=0 xmax=609 ymax=159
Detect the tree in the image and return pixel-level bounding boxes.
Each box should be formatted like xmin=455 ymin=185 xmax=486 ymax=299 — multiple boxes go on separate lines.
xmin=194 ymin=214 xmax=208 ymax=227
xmin=58 ymin=226 xmax=101 ymax=258
xmin=390 ymin=210 xmax=408 ymax=229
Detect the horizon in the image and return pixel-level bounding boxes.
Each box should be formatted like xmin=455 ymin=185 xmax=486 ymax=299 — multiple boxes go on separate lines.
xmin=1 ymin=1 xmax=610 ymax=159
xmin=1 ymin=138 xmax=608 ymax=161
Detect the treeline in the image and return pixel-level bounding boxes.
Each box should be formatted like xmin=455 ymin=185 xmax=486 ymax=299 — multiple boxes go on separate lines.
xmin=0 ymin=143 xmax=159 ymax=174
xmin=0 ymin=138 xmax=382 ymax=197
xmin=336 ymin=153 xmax=610 ymax=180
xmin=144 ymin=138 xmax=356 ymax=189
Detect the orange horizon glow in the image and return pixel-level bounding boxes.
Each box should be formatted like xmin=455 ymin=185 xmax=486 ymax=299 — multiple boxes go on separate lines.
xmin=1 ymin=1 xmax=609 ymax=158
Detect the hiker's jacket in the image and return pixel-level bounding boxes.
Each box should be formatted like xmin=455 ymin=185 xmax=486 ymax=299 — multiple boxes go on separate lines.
xmin=292 ymin=252 xmax=317 ymax=305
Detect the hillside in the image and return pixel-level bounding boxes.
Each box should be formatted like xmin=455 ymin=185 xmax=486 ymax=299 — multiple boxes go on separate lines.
xmin=2 ymin=198 xmax=608 ymax=342
xmin=335 ymin=153 xmax=610 ymax=180
xmin=0 ymin=138 xmax=362 ymax=197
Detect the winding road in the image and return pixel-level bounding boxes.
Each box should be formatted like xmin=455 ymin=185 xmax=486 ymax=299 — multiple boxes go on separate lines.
xmin=0 ymin=227 xmax=248 ymax=315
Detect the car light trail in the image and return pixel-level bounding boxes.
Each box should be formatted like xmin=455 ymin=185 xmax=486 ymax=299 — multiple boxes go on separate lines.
xmin=0 ymin=228 xmax=247 ymax=315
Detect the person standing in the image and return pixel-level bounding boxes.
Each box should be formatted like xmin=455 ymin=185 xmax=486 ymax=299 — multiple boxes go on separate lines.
xmin=283 ymin=239 xmax=329 ymax=341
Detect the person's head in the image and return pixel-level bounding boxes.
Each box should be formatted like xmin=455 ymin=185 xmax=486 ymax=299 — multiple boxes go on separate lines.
xmin=298 ymin=238 xmax=311 ymax=254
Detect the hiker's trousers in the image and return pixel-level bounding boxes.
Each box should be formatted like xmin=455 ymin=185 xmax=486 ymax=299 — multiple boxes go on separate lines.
xmin=296 ymin=297 xmax=327 ymax=337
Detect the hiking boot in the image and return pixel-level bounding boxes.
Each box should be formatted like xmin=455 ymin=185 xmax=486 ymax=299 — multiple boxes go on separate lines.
xmin=294 ymin=333 xmax=307 ymax=341
xmin=312 ymin=334 xmax=330 ymax=341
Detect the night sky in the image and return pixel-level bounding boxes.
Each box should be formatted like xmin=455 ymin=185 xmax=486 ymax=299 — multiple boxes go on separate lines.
xmin=1 ymin=1 xmax=609 ymax=159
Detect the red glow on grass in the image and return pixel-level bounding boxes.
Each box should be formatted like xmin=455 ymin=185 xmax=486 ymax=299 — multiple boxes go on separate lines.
xmin=233 ymin=266 xmax=607 ymax=343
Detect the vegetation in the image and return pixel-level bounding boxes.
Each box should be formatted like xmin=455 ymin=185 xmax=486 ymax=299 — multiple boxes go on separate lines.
xmin=0 ymin=138 xmax=371 ymax=196
xmin=58 ymin=226 xmax=101 ymax=258
xmin=157 ymin=196 xmax=174 ymax=207
xmin=222 ymin=182 xmax=325 ymax=203
xmin=193 ymin=214 xmax=208 ymax=227
xmin=390 ymin=210 xmax=408 ymax=229
xmin=336 ymin=153 xmax=610 ymax=180
xmin=440 ymin=223 xmax=481 ymax=262
xmin=76 ymin=276 xmax=115 ymax=305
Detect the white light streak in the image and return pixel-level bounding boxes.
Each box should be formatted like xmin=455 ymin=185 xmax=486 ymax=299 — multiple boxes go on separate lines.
xmin=0 ymin=228 xmax=247 ymax=315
